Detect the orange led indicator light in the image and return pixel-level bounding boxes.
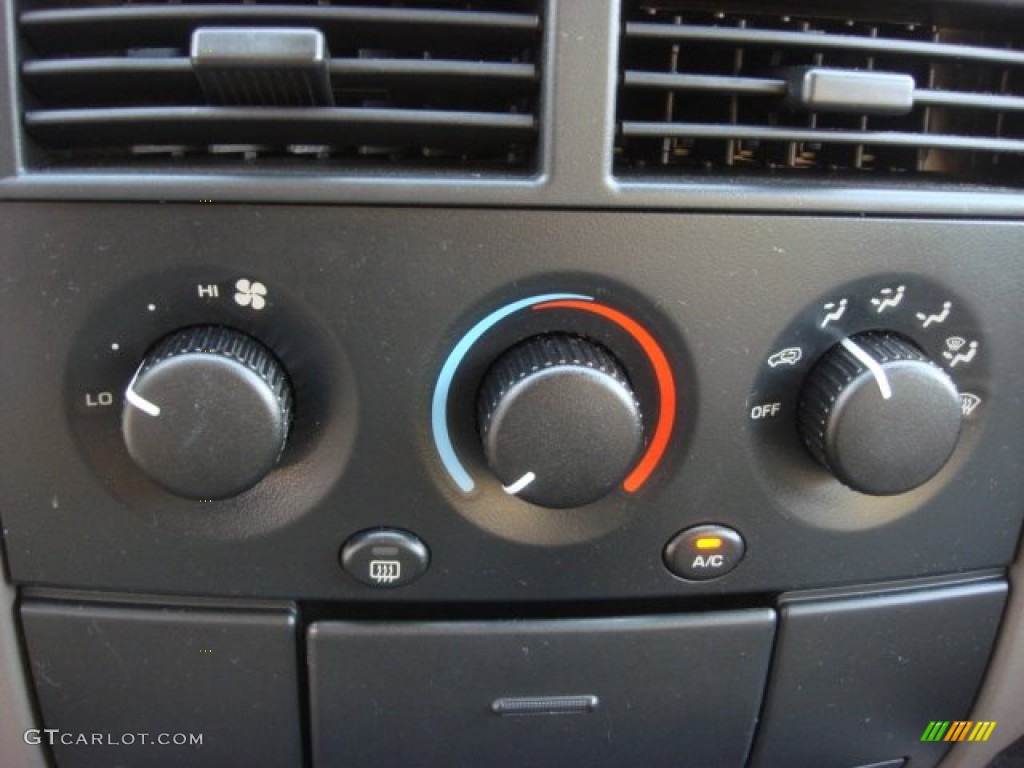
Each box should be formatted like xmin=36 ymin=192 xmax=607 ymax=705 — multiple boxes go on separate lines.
xmin=695 ymin=537 xmax=723 ymax=550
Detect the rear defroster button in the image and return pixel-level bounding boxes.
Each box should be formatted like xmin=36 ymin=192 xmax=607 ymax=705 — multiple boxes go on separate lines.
xmin=664 ymin=525 xmax=745 ymax=581
xmin=341 ymin=529 xmax=430 ymax=588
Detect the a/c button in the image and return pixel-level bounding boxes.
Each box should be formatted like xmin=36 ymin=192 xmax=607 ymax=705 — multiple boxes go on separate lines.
xmin=664 ymin=525 xmax=745 ymax=581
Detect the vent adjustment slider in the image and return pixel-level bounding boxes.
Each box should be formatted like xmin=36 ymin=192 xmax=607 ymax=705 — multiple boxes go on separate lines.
xmin=785 ymin=68 xmax=915 ymax=116
xmin=190 ymin=27 xmax=334 ymax=107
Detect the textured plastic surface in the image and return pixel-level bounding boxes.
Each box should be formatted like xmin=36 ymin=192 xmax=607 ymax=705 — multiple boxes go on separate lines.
xmin=122 ymin=325 xmax=293 ymax=499
xmin=750 ymin=575 xmax=1007 ymax=768
xmin=798 ymin=331 xmax=962 ymax=495
xmin=20 ymin=595 xmax=303 ymax=768
xmin=308 ymin=610 xmax=775 ymax=768
xmin=478 ymin=334 xmax=643 ymax=508
xmin=0 ymin=206 xmax=1021 ymax=600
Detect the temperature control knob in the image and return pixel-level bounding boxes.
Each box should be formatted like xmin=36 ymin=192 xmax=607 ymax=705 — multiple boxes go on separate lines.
xmin=798 ymin=331 xmax=961 ymax=495
xmin=477 ymin=335 xmax=644 ymax=509
xmin=122 ymin=326 xmax=292 ymax=499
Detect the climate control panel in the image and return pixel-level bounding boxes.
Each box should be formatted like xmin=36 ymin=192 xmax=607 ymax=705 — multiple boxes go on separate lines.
xmin=0 ymin=205 xmax=1020 ymax=603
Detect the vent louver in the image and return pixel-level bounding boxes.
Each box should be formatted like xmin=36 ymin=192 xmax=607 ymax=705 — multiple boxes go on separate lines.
xmin=18 ymin=1 xmax=542 ymax=172
xmin=616 ymin=2 xmax=1024 ymax=185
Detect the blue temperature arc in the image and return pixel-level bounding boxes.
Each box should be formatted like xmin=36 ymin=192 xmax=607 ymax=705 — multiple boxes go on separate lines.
xmin=431 ymin=292 xmax=594 ymax=493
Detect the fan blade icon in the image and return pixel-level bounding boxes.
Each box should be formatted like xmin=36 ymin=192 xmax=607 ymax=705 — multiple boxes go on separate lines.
xmin=234 ymin=278 xmax=268 ymax=310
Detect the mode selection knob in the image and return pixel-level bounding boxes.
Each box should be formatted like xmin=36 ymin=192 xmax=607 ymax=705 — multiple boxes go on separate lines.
xmin=477 ymin=334 xmax=644 ymax=509
xmin=122 ymin=326 xmax=292 ymax=499
xmin=798 ymin=331 xmax=961 ymax=496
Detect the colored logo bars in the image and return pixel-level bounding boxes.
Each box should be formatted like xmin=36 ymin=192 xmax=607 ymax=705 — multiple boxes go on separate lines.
xmin=921 ymin=721 xmax=997 ymax=742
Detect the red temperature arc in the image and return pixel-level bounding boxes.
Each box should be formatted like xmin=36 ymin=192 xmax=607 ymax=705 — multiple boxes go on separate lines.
xmin=533 ymin=300 xmax=677 ymax=493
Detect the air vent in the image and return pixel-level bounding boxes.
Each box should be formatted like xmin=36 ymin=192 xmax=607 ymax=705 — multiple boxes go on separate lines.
xmin=616 ymin=2 xmax=1024 ymax=185
xmin=17 ymin=1 xmax=542 ymax=173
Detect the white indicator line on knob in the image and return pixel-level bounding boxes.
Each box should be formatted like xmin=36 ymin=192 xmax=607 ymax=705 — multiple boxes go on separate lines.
xmin=503 ymin=471 xmax=537 ymax=496
xmin=841 ymin=338 xmax=892 ymax=400
xmin=125 ymin=364 xmax=161 ymax=417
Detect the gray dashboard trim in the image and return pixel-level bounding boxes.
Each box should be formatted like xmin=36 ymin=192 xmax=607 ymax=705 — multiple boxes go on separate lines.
xmin=0 ymin=547 xmax=49 ymax=768
xmin=943 ymin=551 xmax=1024 ymax=767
